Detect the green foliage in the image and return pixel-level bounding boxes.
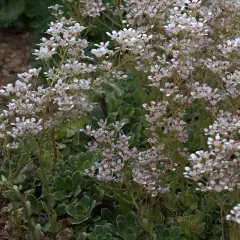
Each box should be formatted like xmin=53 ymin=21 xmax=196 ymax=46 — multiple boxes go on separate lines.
xmin=154 ymin=225 xmax=184 ymax=240
xmin=0 ymin=0 xmax=25 ymax=26
xmin=87 ymin=211 xmax=143 ymax=240
xmin=0 ymin=0 xmax=59 ymax=31
xmin=0 ymin=76 xmax=233 ymax=239
xmin=0 ymin=75 xmax=234 ymax=239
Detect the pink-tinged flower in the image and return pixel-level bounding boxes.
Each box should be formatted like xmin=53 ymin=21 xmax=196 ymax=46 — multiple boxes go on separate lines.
xmin=33 ymin=46 xmax=56 ymax=60
xmin=91 ymin=42 xmax=112 ymax=58
xmin=83 ymin=121 xmax=137 ymax=181
xmin=46 ymin=22 xmax=64 ymax=36
xmin=8 ymin=117 xmax=43 ymax=138
xmin=107 ymin=28 xmax=152 ymax=53
xmin=82 ymin=0 xmax=105 ymax=17
xmin=160 ymin=82 xmax=179 ymax=97
xmin=18 ymin=68 xmax=42 ymax=83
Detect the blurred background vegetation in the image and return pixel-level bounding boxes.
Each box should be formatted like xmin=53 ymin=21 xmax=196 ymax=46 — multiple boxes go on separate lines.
xmin=0 ymin=0 xmax=60 ymax=32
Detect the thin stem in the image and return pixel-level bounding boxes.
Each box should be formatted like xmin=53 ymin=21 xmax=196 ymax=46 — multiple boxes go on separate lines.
xmin=51 ymin=127 xmax=58 ymax=168
xmin=101 ymin=11 xmax=123 ymax=29
xmin=135 ymin=71 xmax=145 ymax=103
xmin=97 ymin=18 xmax=114 ymax=31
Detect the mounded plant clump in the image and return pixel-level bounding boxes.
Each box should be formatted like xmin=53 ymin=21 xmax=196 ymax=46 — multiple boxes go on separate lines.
xmin=0 ymin=0 xmax=240 ymax=239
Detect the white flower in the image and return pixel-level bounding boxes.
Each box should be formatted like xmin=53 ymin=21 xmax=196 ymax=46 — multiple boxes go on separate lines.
xmin=91 ymin=42 xmax=111 ymax=58
xmin=33 ymin=46 xmax=56 ymax=60
xmin=8 ymin=118 xmax=43 ymax=138
xmin=226 ymin=204 xmax=240 ymax=224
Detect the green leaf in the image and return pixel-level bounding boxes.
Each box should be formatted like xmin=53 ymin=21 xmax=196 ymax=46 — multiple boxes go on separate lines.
xmin=42 ymin=201 xmax=49 ymax=215
xmin=125 ymin=211 xmax=136 ymax=231
xmin=72 ymin=172 xmax=82 ymax=186
xmin=155 ymin=224 xmax=164 ymax=233
xmin=83 ymin=160 xmax=91 ymax=169
xmin=109 ymin=83 xmax=123 ymax=96
xmin=116 ymin=220 xmax=126 ymax=235
xmin=35 ymin=224 xmax=42 ymax=239
xmin=73 ymin=186 xmax=82 ymax=197
xmin=54 ymin=190 xmax=72 ymax=201
xmin=2 ymin=190 xmax=15 ymax=201
xmin=78 ymin=153 xmax=88 ymax=162
xmin=75 ymin=202 xmax=85 ymax=213
xmin=58 ymin=144 xmax=67 ymax=150
xmin=64 ymin=170 xmax=72 ymax=176
xmin=121 ymin=118 xmax=130 ymax=125
xmin=91 ymin=105 xmax=105 ymax=121
xmin=86 ymin=151 xmax=94 ymax=161
xmin=64 ymin=176 xmax=74 ymax=191
xmin=15 ymin=174 xmax=26 ymax=184
xmin=201 ymin=117 xmax=212 ymax=129
xmin=66 ymin=205 xmax=78 ymax=219
xmin=106 ymin=115 xmax=117 ymax=124
xmin=55 ymin=176 xmax=65 ymax=190
xmin=37 ymin=201 xmax=44 ymax=212
xmin=66 ymin=129 xmax=75 ymax=138
xmin=194 ymin=210 xmax=205 ymax=224
xmin=126 ymin=234 xmax=135 ymax=240
xmin=171 ymin=228 xmax=181 ymax=238
xmin=95 ymin=225 xmax=104 ymax=235
xmin=69 ymin=215 xmax=89 ymax=225
xmin=107 ymin=223 xmax=118 ymax=235
xmin=69 ymin=155 xmax=78 ymax=162
xmin=27 ymin=194 xmax=38 ymax=210
xmin=116 ymin=215 xmax=125 ymax=223
xmin=194 ymin=223 xmax=205 ymax=234
xmin=90 ymin=200 xmax=97 ymax=213
xmin=81 ymin=195 xmax=91 ymax=210
xmin=114 ymin=194 xmax=133 ymax=214
xmin=101 ymin=208 xmax=113 ymax=222
xmin=55 ymin=205 xmax=66 ymax=216
xmin=50 ymin=193 xmax=55 ymax=207
xmin=162 ymin=229 xmax=170 ymax=238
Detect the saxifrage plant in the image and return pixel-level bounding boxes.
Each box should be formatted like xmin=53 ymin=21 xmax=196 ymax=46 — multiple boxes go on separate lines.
xmin=0 ymin=0 xmax=240 ymax=239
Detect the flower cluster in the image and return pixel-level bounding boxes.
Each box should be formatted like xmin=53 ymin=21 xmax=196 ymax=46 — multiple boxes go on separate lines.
xmin=107 ymin=28 xmax=153 ymax=54
xmin=222 ymin=70 xmax=240 ymax=98
xmin=184 ymin=133 xmax=240 ymax=192
xmin=190 ymin=82 xmax=222 ymax=106
xmin=218 ymin=37 xmax=240 ymax=57
xmin=226 ymin=204 xmax=240 ymax=224
xmin=8 ymin=118 xmax=43 ymax=138
xmin=133 ymin=146 xmax=173 ymax=196
xmin=143 ymin=101 xmax=188 ymax=143
xmin=125 ymin=0 xmax=173 ymax=26
xmin=165 ymin=7 xmax=208 ymax=36
xmin=0 ymin=7 xmax=103 ymax=141
xmin=83 ymin=121 xmax=137 ymax=181
xmin=82 ymin=0 xmax=105 ymax=17
xmin=204 ymin=110 xmax=240 ymax=138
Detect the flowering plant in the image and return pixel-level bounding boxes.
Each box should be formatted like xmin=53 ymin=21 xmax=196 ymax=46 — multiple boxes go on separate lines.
xmin=0 ymin=0 xmax=240 ymax=239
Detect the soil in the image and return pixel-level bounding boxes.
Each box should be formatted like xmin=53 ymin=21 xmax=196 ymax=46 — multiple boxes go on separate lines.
xmin=0 ymin=196 xmax=8 ymax=239
xmin=0 ymin=27 xmax=36 ymax=85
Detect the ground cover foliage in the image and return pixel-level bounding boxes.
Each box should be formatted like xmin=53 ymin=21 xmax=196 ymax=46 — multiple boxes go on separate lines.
xmin=0 ymin=0 xmax=240 ymax=239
